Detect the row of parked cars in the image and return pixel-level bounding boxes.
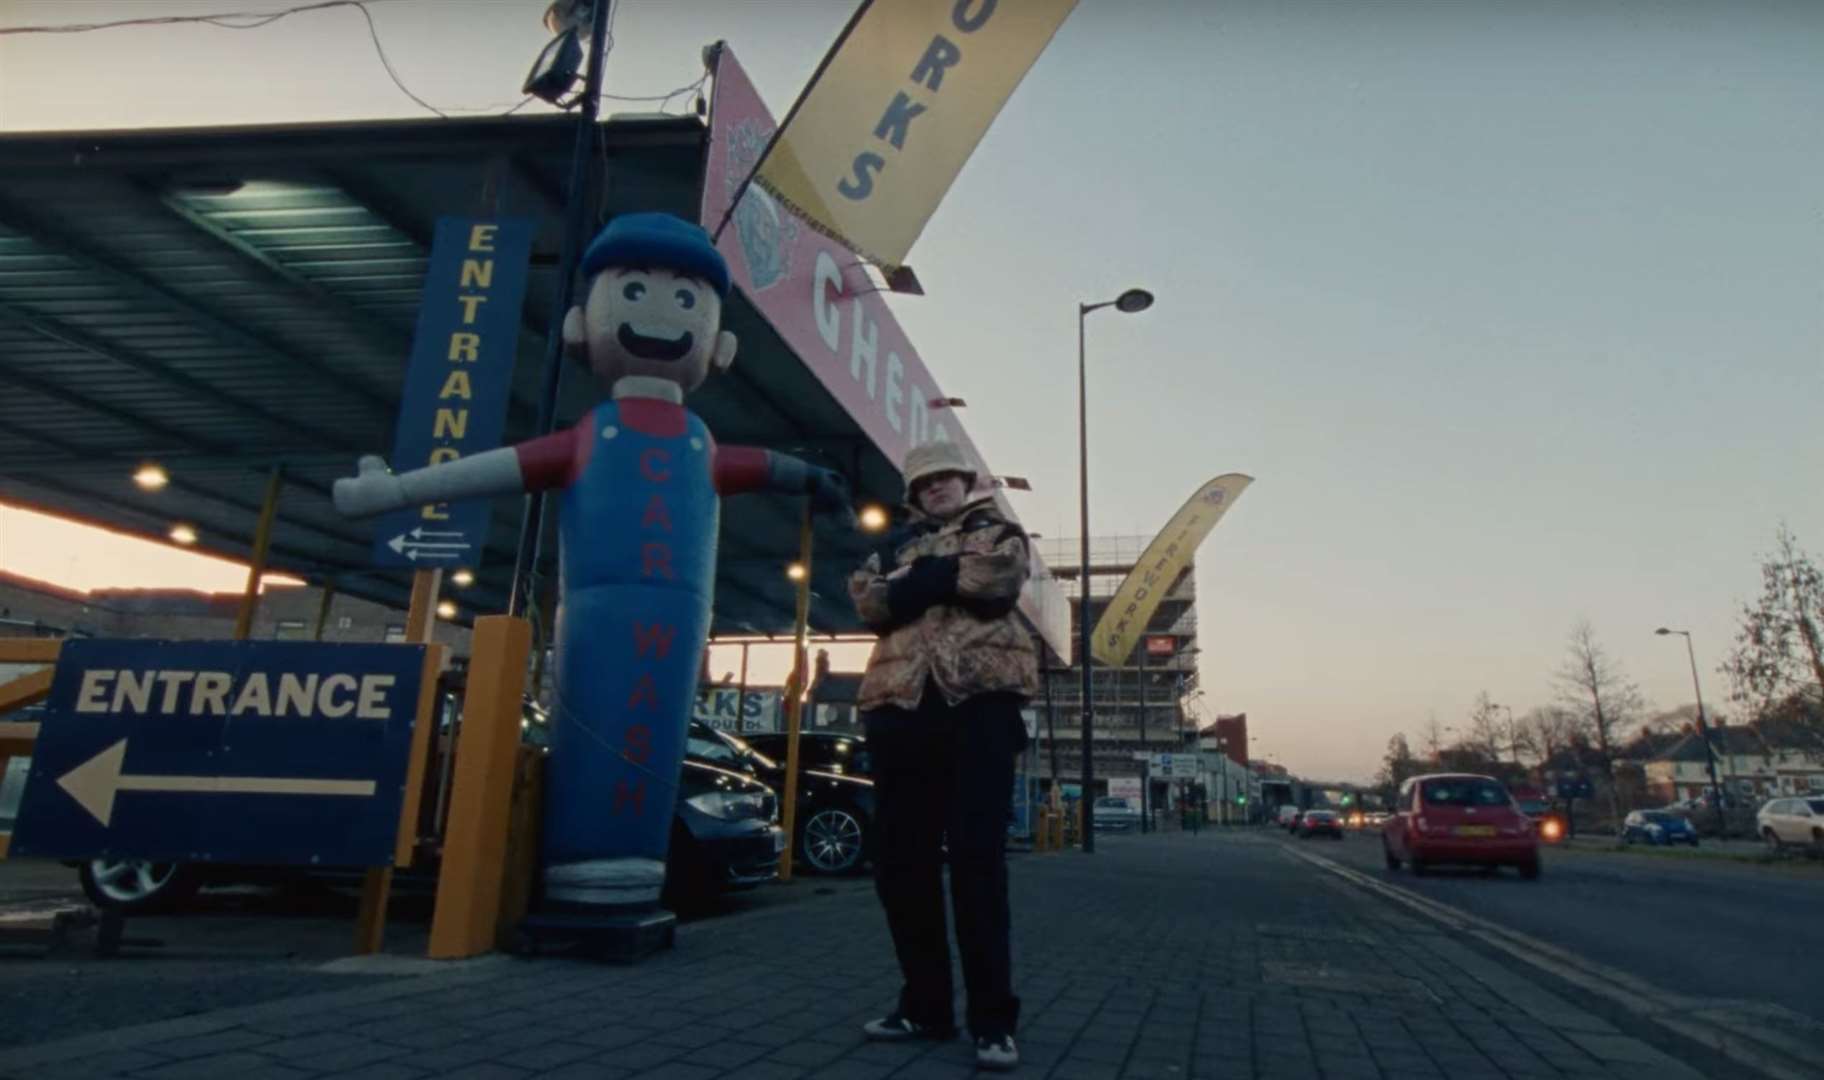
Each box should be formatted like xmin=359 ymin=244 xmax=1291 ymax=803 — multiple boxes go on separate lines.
xmin=59 ymin=715 xmax=877 ymax=915
xmin=1608 ymin=797 xmax=1824 ymax=851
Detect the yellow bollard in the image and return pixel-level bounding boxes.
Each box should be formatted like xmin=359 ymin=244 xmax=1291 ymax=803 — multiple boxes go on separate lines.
xmin=429 ymin=616 xmax=533 ymax=959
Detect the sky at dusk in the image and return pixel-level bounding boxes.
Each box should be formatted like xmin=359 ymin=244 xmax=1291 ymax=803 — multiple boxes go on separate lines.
xmin=3 ymin=0 xmax=1821 ymax=781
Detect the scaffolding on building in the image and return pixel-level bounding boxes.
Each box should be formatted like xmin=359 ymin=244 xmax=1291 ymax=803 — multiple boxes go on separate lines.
xmin=1028 ymin=536 xmax=1207 ymax=802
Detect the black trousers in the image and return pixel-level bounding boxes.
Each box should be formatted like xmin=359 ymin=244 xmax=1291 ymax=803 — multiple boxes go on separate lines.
xmin=864 ymin=686 xmax=1028 ymax=1039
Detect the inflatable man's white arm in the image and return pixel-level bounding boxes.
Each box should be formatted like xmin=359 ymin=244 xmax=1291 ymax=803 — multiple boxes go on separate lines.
xmin=333 ymin=449 xmax=526 ymax=519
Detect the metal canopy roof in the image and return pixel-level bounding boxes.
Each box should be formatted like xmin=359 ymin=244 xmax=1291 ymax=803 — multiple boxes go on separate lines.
xmin=0 ymin=114 xmax=897 ymax=637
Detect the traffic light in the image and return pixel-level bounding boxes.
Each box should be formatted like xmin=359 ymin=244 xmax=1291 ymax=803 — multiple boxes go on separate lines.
xmin=1235 ymin=794 xmax=1246 ymax=805
xmin=1341 ymin=793 xmax=1353 ymax=806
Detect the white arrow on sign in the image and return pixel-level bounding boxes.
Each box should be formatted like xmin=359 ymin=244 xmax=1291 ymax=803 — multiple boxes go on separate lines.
xmin=386 ymin=530 xmax=471 ymax=562
xmin=58 ymin=739 xmax=377 ymax=827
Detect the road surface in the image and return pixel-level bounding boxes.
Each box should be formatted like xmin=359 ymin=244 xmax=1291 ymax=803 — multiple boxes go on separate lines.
xmin=1280 ymin=827 xmax=1824 ymax=1024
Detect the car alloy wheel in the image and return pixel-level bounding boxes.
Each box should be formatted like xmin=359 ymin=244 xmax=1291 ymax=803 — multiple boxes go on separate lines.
xmin=801 ymin=807 xmax=866 ymax=874
xmin=1764 ymin=829 xmax=1783 ymax=853
xmin=80 ymin=858 xmax=193 ymax=911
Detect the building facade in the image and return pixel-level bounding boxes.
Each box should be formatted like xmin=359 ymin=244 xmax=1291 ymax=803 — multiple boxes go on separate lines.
xmin=0 ymin=570 xmax=472 ymax=654
xmin=1028 ymin=536 xmax=1202 ymax=804
xmin=1645 ymin=723 xmax=1824 ymax=804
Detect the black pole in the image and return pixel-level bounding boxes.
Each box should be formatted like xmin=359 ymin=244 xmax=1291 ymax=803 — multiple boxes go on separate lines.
xmin=1077 ymin=303 xmax=1095 ymax=853
xmin=1042 ymin=648 xmax=1061 ymax=802
xmin=508 ymin=0 xmax=613 ymax=616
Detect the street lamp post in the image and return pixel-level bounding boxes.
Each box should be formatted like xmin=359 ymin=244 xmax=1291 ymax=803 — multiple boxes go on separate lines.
xmin=1657 ymin=628 xmax=1727 ymax=833
xmin=1076 ymin=288 xmax=1154 ymax=854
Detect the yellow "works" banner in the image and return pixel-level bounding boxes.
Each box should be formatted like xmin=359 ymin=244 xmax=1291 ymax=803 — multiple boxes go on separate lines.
xmin=753 ymin=0 xmax=1078 ymax=269
xmin=1090 ymin=475 xmax=1254 ymax=667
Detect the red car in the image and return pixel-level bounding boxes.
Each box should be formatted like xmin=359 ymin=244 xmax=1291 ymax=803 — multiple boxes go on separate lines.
xmin=1382 ymin=773 xmax=1540 ymax=879
xmin=1298 ymin=808 xmax=1344 ymax=839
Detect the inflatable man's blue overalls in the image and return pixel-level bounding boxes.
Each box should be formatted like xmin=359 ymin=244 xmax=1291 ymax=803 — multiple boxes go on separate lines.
xmin=334 ymin=213 xmax=848 ymax=913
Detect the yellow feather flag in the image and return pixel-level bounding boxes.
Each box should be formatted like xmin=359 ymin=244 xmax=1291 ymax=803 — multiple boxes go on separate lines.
xmin=746 ymin=0 xmax=1078 ymax=269
xmin=1090 ymin=475 xmax=1254 ymax=667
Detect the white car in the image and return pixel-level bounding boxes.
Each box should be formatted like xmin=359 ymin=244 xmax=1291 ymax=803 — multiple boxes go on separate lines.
xmin=1756 ymin=796 xmax=1824 ymax=852
xmin=1092 ymin=796 xmax=1142 ymax=832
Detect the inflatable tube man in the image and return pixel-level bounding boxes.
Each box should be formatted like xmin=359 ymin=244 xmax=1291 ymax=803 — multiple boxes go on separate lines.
xmin=334 ymin=213 xmax=849 ymax=910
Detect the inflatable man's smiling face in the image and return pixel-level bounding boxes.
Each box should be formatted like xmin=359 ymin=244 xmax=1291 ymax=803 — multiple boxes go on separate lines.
xmin=562 ymin=212 xmax=739 ymax=394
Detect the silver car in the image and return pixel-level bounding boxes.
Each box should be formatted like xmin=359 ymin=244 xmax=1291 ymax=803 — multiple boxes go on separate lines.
xmin=1092 ymin=795 xmax=1143 ymax=832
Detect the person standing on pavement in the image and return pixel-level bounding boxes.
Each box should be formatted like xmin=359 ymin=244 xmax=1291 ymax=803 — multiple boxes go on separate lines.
xmin=849 ymin=441 xmax=1039 ymax=1072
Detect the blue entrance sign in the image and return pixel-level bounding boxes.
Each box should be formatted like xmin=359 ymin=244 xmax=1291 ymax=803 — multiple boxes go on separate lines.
xmin=11 ymin=640 xmax=431 ymax=866
xmin=373 ymin=216 xmax=536 ymax=569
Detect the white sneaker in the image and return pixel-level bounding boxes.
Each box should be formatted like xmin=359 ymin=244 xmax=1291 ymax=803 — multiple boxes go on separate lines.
xmin=975 ymin=1034 xmax=1019 ymax=1071
xmin=862 ymin=1013 xmax=954 ymax=1042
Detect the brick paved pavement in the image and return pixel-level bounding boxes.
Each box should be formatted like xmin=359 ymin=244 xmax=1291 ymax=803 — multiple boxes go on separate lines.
xmin=0 ymin=831 xmax=1736 ymax=1079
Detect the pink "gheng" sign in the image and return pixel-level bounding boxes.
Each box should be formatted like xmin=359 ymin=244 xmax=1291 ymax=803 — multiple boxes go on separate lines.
xmin=701 ymin=44 xmax=1069 ymax=659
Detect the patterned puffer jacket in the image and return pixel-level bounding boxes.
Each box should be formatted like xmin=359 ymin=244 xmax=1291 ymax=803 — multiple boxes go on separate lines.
xmin=848 ymin=495 xmax=1041 ymax=713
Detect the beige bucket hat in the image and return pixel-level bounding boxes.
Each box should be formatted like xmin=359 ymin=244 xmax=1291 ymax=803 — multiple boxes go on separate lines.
xmin=902 ymin=441 xmax=978 ymax=494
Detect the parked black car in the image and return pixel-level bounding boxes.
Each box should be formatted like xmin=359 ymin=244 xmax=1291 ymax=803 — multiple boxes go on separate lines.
xmin=70 ymin=703 xmax=782 ymax=914
xmin=718 ymin=729 xmax=877 ymax=876
xmin=661 ymin=756 xmax=783 ymax=910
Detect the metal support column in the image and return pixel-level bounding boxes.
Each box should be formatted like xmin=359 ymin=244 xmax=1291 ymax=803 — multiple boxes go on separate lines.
xmin=778 ymin=507 xmax=813 ymax=881
xmin=232 ymin=466 xmax=283 ymax=640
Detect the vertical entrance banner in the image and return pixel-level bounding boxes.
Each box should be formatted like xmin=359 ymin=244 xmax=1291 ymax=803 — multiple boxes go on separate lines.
xmin=372 ymin=218 xmax=535 ymax=569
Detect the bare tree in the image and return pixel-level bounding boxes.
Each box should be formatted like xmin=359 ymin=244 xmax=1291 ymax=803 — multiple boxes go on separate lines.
xmin=1504 ymin=711 xmax=1537 ymax=764
xmin=1420 ymin=714 xmax=1446 ymax=762
xmin=1557 ymin=619 xmax=1645 ymax=820
xmin=1521 ymin=705 xmax=1580 ymax=768
xmin=1467 ymin=692 xmax=1506 ymax=762
xmin=1375 ymin=732 xmax=1421 ymax=802
xmin=1436 ymin=738 xmax=1503 ymax=777
xmin=1723 ymin=525 xmax=1824 ymax=719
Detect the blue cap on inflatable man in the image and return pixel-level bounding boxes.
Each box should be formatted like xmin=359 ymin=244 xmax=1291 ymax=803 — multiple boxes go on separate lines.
xmin=581 ymin=212 xmax=731 ymax=296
